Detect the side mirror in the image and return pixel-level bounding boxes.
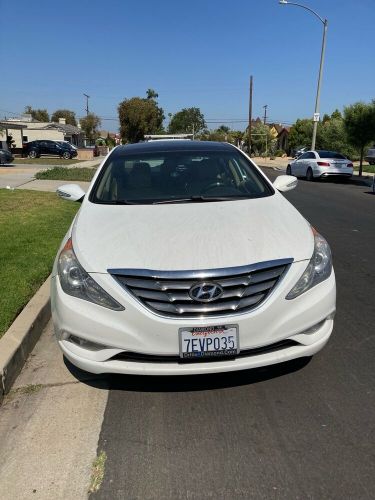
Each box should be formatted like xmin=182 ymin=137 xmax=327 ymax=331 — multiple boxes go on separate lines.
xmin=57 ymin=183 xmax=86 ymax=202
xmin=273 ymin=175 xmax=297 ymax=192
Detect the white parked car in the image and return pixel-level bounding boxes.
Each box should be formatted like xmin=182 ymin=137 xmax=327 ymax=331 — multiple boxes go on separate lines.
xmin=52 ymin=141 xmax=336 ymax=376
xmin=287 ymin=150 xmax=353 ymax=181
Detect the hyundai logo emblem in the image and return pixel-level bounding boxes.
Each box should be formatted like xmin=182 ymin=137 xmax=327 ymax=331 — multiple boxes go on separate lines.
xmin=189 ymin=282 xmax=224 ymax=303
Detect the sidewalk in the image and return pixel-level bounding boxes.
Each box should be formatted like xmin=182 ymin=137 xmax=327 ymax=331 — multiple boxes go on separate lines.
xmin=18 ymin=179 xmax=91 ymax=192
xmin=0 ymin=320 xmax=108 ymax=499
xmin=0 ymin=157 xmax=102 ymax=190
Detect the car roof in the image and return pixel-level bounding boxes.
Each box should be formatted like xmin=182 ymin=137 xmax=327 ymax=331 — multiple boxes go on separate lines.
xmin=111 ymin=140 xmax=236 ymax=157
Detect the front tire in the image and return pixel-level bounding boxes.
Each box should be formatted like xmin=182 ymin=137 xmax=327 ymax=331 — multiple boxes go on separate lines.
xmin=306 ymin=167 xmax=314 ymax=181
xmin=286 ymin=165 xmax=292 ymax=175
xmin=62 ymin=151 xmax=71 ymax=160
xmin=28 ymin=150 xmax=37 ymax=159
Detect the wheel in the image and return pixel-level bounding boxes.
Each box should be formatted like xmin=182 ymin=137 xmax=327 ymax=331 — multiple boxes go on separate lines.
xmin=62 ymin=151 xmax=71 ymax=160
xmin=28 ymin=150 xmax=37 ymax=159
xmin=306 ymin=167 xmax=314 ymax=181
xmin=286 ymin=165 xmax=292 ymax=175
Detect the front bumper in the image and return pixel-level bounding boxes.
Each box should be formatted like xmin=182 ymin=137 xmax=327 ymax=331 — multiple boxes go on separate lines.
xmin=51 ymin=260 xmax=336 ymax=376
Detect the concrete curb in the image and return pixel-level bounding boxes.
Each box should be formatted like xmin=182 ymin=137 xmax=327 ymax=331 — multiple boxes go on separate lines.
xmin=0 ymin=277 xmax=51 ymax=403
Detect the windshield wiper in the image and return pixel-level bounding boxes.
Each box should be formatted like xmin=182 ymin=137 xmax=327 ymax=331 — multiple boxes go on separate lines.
xmin=112 ymin=199 xmax=146 ymax=205
xmin=153 ymin=195 xmax=250 ymax=204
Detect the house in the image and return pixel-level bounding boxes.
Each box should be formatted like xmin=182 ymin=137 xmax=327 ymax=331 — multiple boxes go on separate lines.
xmin=268 ymin=123 xmax=291 ymax=154
xmin=0 ymin=115 xmax=85 ymax=154
xmin=99 ymin=130 xmax=121 ymax=145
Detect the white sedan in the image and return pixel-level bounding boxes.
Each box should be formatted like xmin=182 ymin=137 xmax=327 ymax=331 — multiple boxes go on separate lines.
xmin=51 ymin=141 xmax=336 ymax=376
xmin=287 ymin=150 xmax=353 ymax=181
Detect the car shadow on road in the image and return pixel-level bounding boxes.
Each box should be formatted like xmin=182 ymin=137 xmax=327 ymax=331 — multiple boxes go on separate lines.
xmin=63 ymin=356 xmax=312 ymax=393
xmin=306 ymin=176 xmax=372 ymax=187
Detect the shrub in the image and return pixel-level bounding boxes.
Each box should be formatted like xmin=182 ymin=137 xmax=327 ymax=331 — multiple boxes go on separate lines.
xmin=274 ymin=149 xmax=285 ymax=157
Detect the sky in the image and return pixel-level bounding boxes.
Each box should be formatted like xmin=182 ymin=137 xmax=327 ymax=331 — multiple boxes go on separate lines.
xmin=1 ymin=0 xmax=374 ymax=131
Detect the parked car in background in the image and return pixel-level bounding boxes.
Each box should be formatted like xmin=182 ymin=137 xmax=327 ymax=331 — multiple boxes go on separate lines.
xmin=51 ymin=140 xmax=335 ymax=376
xmin=23 ymin=140 xmax=78 ymax=159
xmin=0 ymin=148 xmax=14 ymax=165
xmin=365 ymin=147 xmax=375 ymax=165
xmin=291 ymin=146 xmax=308 ymax=158
xmin=287 ymin=150 xmax=353 ymax=181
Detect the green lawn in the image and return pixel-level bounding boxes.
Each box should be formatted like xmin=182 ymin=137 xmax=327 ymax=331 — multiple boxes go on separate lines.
xmin=0 ymin=189 xmax=79 ymax=338
xmin=14 ymin=157 xmax=86 ymax=166
xmin=36 ymin=167 xmax=97 ymax=182
xmin=354 ymin=164 xmax=375 ymax=174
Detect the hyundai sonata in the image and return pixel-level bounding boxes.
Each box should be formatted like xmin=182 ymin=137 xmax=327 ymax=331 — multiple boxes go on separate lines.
xmin=51 ymin=141 xmax=336 ymax=375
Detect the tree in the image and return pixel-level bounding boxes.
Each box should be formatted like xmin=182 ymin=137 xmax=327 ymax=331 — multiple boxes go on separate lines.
xmin=344 ymin=101 xmax=375 ymax=175
xmin=168 ymin=107 xmax=206 ymax=135
xmin=331 ymin=109 xmax=342 ymax=120
xmin=229 ymin=130 xmax=245 ymax=147
xmin=24 ymin=105 xmax=49 ymax=122
xmin=244 ymin=122 xmax=275 ymax=156
xmin=217 ymin=125 xmax=230 ymax=133
xmin=79 ymin=113 xmax=101 ymax=142
xmin=288 ymin=119 xmax=325 ymax=151
xmin=319 ymin=117 xmax=358 ymax=160
xmin=51 ymin=109 xmax=77 ymax=126
xmin=105 ymin=133 xmax=116 ymax=148
xmin=146 ymin=88 xmax=159 ymax=100
xmin=118 ymin=92 xmax=164 ymax=143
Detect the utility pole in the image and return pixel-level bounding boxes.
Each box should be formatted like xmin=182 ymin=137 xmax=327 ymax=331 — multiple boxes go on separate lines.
xmin=248 ymin=75 xmax=253 ymax=155
xmin=83 ymin=93 xmax=90 ymax=116
xmin=263 ymin=104 xmax=268 ymax=124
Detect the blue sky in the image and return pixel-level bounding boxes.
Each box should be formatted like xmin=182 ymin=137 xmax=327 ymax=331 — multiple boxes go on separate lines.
xmin=1 ymin=0 xmax=374 ymax=131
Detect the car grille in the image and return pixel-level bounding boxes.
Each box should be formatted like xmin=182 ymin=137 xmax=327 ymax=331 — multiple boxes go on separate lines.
xmin=109 ymin=259 xmax=292 ymax=318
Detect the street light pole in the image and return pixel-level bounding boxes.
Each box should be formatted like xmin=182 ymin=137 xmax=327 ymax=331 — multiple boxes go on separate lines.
xmin=279 ymin=1 xmax=328 ymax=150
xmin=312 ymin=18 xmax=328 ymax=150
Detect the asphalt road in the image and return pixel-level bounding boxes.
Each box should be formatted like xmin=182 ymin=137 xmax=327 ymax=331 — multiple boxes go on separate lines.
xmin=88 ymin=173 xmax=375 ymax=500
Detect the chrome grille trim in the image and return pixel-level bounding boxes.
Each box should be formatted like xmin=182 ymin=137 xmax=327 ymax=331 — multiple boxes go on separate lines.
xmin=109 ymin=258 xmax=293 ymax=318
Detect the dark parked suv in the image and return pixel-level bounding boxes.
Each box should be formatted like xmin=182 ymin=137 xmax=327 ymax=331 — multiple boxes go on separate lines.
xmin=24 ymin=140 xmax=78 ymax=159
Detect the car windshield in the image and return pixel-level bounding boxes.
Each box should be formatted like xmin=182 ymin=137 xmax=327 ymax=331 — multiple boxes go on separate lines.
xmin=90 ymin=149 xmax=273 ymax=204
xmin=317 ymin=150 xmax=346 ymax=159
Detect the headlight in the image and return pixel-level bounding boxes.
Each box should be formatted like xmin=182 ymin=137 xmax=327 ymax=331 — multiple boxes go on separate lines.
xmin=286 ymin=228 xmax=332 ymax=299
xmin=58 ymin=238 xmax=124 ymax=311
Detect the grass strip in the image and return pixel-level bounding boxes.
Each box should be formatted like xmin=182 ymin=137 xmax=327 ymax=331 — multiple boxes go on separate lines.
xmin=354 ymin=165 xmax=375 ymax=174
xmin=35 ymin=167 xmax=97 ymax=181
xmin=89 ymin=451 xmax=107 ymax=493
xmin=0 ymin=189 xmax=79 ymax=338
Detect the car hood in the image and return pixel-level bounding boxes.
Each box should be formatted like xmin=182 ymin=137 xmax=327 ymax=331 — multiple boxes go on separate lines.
xmin=72 ymin=194 xmax=313 ymax=273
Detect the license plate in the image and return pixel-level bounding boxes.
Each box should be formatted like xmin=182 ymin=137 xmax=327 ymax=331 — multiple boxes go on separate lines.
xmin=178 ymin=325 xmax=239 ymax=359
